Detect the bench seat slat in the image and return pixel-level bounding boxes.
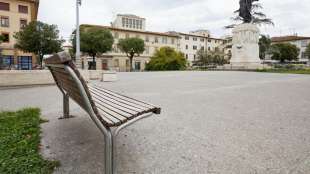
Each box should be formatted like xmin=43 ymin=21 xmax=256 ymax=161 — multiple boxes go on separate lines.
xmin=89 ymin=86 xmax=152 ymax=111
xmin=92 ymin=95 xmax=137 ymax=119
xmin=90 ymin=85 xmax=157 ymax=110
xmin=89 ymin=88 xmax=146 ymax=113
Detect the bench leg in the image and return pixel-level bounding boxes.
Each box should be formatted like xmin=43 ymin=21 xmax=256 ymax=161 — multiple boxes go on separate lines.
xmin=105 ymin=130 xmax=114 ymax=174
xmin=59 ymin=93 xmax=74 ymax=119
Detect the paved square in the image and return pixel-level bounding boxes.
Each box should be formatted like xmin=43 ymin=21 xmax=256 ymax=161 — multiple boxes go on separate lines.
xmin=1 ymin=71 xmax=310 ymax=174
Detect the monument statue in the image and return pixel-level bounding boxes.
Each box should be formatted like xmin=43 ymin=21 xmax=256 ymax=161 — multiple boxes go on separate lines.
xmin=239 ymin=0 xmax=259 ymax=23
xmin=227 ymin=0 xmax=273 ymax=69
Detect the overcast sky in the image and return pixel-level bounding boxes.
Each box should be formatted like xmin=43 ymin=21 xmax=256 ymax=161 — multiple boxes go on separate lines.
xmin=38 ymin=0 xmax=310 ymax=41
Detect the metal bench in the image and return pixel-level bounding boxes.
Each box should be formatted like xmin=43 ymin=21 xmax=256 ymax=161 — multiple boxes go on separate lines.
xmin=44 ymin=52 xmax=161 ymax=174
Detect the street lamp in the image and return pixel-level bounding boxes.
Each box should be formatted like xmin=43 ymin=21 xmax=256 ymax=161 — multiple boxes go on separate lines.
xmin=76 ymin=0 xmax=82 ymax=69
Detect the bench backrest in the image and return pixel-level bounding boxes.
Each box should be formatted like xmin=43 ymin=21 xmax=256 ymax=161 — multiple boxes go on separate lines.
xmin=44 ymin=52 xmax=100 ymax=117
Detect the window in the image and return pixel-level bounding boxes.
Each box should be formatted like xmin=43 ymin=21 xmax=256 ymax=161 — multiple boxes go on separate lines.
xmin=1 ymin=33 xmax=9 ymax=42
xmin=155 ymin=37 xmax=159 ymax=43
xmin=162 ymin=37 xmax=167 ymax=44
xmin=125 ymin=18 xmax=129 ymax=27
xmin=186 ymin=45 xmax=188 ymax=50
xmin=200 ymin=38 xmax=205 ymax=42
xmin=302 ymin=52 xmax=307 ymax=58
xmin=193 ymin=45 xmax=197 ymax=50
xmin=145 ymin=46 xmax=150 ymax=54
xmin=0 ymin=2 xmax=9 ymax=11
xmin=114 ymin=32 xmax=119 ymax=39
xmin=125 ymin=33 xmax=129 ymax=38
xmin=145 ymin=35 xmax=149 ymax=42
xmin=194 ymin=54 xmax=196 ymax=60
xmin=133 ymin=19 xmax=136 ymax=29
xmin=185 ymin=54 xmax=188 ymax=59
xmin=185 ymin=36 xmax=189 ymax=40
xmin=193 ymin=37 xmax=197 ymax=41
xmin=1 ymin=16 xmax=9 ymax=27
xmin=208 ymin=47 xmax=211 ymax=51
xmin=114 ymin=59 xmax=119 ymax=67
xmin=135 ymin=34 xmax=140 ymax=38
xmin=129 ymin=19 xmax=132 ymax=28
xmin=20 ymin=19 xmax=27 ymax=29
xmin=208 ymin=39 xmax=211 ymax=42
xmin=201 ymin=46 xmax=205 ymax=50
xmin=126 ymin=60 xmax=130 ymax=67
xmin=135 ymin=61 xmax=141 ymax=71
xmin=18 ymin=56 xmax=32 ymax=70
xmin=301 ymin=40 xmax=308 ymax=47
xmin=2 ymin=55 xmax=14 ymax=66
xmin=122 ymin=18 xmax=125 ymax=27
xmin=171 ymin=38 xmax=175 ymax=44
xmin=18 ymin=5 xmax=28 ymax=14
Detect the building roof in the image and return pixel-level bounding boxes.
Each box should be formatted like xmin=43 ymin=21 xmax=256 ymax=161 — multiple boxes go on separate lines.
xmin=81 ymin=24 xmax=180 ymax=38
xmin=116 ymin=14 xmax=145 ymax=19
xmin=177 ymin=32 xmax=225 ymax=41
xmin=178 ymin=32 xmax=208 ymax=38
xmin=271 ymin=36 xmax=310 ymax=43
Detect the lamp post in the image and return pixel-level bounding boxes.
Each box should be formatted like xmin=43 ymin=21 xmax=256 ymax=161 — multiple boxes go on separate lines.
xmin=76 ymin=0 xmax=82 ymax=69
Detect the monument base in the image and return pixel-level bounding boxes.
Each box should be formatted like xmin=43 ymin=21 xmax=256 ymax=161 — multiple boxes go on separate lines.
xmin=230 ymin=23 xmax=262 ymax=68
xmin=224 ymin=63 xmax=264 ymax=70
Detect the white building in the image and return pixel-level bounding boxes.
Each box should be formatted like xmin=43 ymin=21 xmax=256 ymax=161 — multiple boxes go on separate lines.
xmin=81 ymin=24 xmax=180 ymax=71
xmin=271 ymin=36 xmax=310 ymax=62
xmin=111 ymin=14 xmax=146 ymax=31
xmin=80 ymin=14 xmax=230 ymax=70
xmin=177 ymin=30 xmax=226 ymax=66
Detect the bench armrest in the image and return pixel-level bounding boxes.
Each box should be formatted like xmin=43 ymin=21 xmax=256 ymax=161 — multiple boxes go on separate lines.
xmin=44 ymin=51 xmax=72 ymax=65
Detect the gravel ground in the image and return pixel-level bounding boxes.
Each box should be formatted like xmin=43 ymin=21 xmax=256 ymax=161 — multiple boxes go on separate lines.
xmin=1 ymin=71 xmax=310 ymax=174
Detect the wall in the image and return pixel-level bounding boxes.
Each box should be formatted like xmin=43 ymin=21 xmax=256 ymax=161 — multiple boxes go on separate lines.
xmin=0 ymin=70 xmax=105 ymax=87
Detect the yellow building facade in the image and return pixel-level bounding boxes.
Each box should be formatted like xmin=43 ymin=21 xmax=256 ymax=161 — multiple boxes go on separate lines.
xmin=0 ymin=0 xmax=39 ymax=70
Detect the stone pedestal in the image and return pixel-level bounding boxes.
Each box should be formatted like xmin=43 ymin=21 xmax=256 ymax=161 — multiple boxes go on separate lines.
xmin=230 ymin=23 xmax=262 ymax=69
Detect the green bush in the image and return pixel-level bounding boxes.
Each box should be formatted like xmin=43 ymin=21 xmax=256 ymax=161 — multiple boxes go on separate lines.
xmin=145 ymin=47 xmax=187 ymax=71
xmin=270 ymin=43 xmax=300 ymax=63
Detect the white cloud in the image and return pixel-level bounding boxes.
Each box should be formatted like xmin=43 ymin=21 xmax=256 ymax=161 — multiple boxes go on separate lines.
xmin=38 ymin=0 xmax=310 ymax=40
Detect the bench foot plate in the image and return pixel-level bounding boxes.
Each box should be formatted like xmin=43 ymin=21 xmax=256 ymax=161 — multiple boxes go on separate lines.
xmin=58 ymin=115 xmax=75 ymax=120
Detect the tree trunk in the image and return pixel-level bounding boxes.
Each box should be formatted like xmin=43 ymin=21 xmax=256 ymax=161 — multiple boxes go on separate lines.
xmin=39 ymin=54 xmax=43 ymax=69
xmin=92 ymin=55 xmax=96 ymax=70
xmin=129 ymin=56 xmax=134 ymax=72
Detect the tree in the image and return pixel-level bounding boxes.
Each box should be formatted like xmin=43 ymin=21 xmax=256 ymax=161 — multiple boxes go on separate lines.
xmin=305 ymin=43 xmax=310 ymax=60
xmin=193 ymin=49 xmax=227 ymax=68
xmin=270 ymin=43 xmax=300 ymax=63
xmin=259 ymin=35 xmax=271 ymax=59
xmin=14 ymin=21 xmax=64 ymax=67
xmin=72 ymin=27 xmax=114 ymax=70
xmin=0 ymin=34 xmax=4 ymax=43
xmin=145 ymin=47 xmax=187 ymax=71
xmin=118 ymin=38 xmax=145 ymax=71
xmin=226 ymin=0 xmax=273 ymax=28
xmin=0 ymin=34 xmax=4 ymax=69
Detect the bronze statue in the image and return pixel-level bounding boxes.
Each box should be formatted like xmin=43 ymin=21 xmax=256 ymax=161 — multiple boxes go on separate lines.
xmin=225 ymin=0 xmax=273 ymax=28
xmin=239 ymin=0 xmax=259 ymax=23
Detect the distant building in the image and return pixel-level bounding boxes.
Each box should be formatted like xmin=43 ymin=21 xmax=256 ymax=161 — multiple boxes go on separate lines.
xmin=271 ymin=35 xmax=310 ymax=62
xmin=81 ymin=14 xmax=230 ymax=71
xmin=111 ymin=14 xmax=146 ymax=31
xmin=177 ymin=32 xmax=208 ymax=65
xmin=80 ymin=24 xmax=180 ymax=71
xmin=222 ymin=35 xmax=232 ymax=60
xmin=177 ymin=30 xmax=226 ymax=66
xmin=0 ymin=0 xmax=39 ymax=70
